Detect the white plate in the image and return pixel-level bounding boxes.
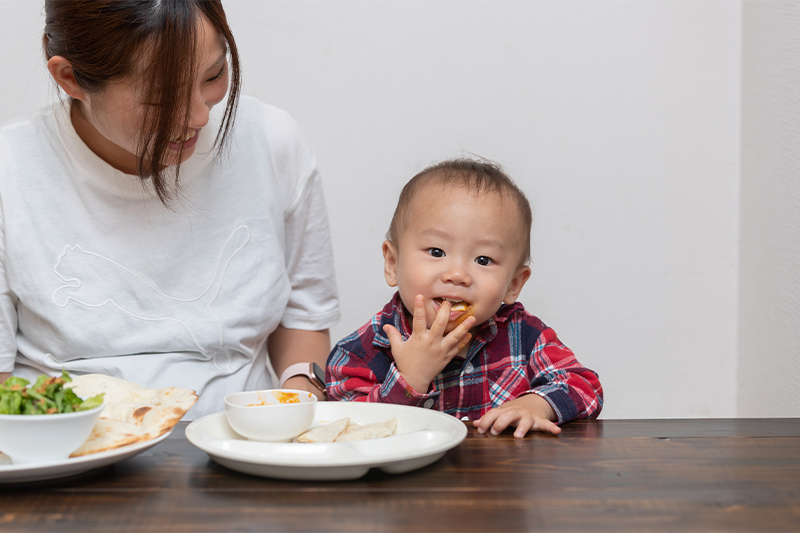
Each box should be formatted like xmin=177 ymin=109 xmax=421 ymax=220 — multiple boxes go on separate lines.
xmin=186 ymin=402 xmax=467 ymax=481
xmin=0 ymin=430 xmax=172 ymax=484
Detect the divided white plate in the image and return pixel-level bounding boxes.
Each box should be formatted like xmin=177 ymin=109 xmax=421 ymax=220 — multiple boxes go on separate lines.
xmin=186 ymin=402 xmax=467 ymax=481
xmin=0 ymin=430 xmax=172 ymax=484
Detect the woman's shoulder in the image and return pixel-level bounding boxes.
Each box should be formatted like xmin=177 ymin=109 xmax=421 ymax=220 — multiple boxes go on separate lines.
xmin=235 ymin=95 xmax=303 ymax=135
xmin=0 ymin=106 xmax=59 ymax=149
xmin=231 ymin=95 xmax=316 ymax=179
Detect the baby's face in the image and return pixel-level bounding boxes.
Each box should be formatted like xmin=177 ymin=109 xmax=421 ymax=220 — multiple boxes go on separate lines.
xmin=383 ymin=183 xmax=531 ymax=333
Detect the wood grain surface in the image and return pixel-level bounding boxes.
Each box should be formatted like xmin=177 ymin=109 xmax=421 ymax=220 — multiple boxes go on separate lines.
xmin=1 ymin=419 xmax=799 ymax=532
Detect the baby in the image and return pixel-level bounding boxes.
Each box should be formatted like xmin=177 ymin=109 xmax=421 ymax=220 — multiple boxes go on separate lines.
xmin=326 ymin=158 xmax=603 ymax=438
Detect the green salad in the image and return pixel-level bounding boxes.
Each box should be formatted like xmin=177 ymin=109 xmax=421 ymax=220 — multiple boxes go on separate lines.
xmin=0 ymin=369 xmax=104 ymax=415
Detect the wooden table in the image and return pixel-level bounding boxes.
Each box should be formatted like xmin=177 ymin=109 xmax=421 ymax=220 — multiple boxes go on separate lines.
xmin=1 ymin=418 xmax=799 ymax=532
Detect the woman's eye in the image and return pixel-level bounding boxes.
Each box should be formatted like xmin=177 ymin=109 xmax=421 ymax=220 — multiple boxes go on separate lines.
xmin=475 ymin=256 xmax=492 ymax=266
xmin=207 ymin=65 xmax=226 ymax=83
xmin=428 ymin=248 xmax=445 ymax=258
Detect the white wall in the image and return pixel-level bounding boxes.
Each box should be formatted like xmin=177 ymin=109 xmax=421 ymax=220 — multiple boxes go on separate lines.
xmin=738 ymin=1 xmax=800 ymax=417
xmin=0 ymin=1 xmax=747 ymax=419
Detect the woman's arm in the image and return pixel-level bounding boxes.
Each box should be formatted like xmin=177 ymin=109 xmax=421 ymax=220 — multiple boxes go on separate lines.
xmin=0 ymin=371 xmax=10 ymax=382
xmin=267 ymin=325 xmax=330 ymax=400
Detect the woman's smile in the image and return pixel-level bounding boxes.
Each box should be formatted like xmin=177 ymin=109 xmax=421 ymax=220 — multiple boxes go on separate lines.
xmin=167 ymin=128 xmax=200 ymax=152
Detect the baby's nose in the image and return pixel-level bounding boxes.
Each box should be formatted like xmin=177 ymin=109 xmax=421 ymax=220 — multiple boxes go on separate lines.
xmin=443 ymin=263 xmax=471 ymax=285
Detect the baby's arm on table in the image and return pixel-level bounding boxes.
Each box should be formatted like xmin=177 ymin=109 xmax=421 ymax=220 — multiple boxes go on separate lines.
xmin=474 ymin=393 xmax=561 ymax=437
xmin=474 ymin=327 xmax=603 ymax=438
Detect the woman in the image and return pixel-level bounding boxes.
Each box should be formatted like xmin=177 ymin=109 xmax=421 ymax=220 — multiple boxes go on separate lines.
xmin=0 ymin=0 xmax=339 ymax=417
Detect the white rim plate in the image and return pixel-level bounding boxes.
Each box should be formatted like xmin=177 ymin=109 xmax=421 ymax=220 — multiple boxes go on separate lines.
xmin=0 ymin=429 xmax=172 ymax=484
xmin=186 ymin=402 xmax=467 ymax=481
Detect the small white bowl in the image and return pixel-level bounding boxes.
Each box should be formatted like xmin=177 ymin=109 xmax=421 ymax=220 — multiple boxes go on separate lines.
xmin=224 ymin=389 xmax=317 ymax=442
xmin=0 ymin=403 xmax=104 ymax=464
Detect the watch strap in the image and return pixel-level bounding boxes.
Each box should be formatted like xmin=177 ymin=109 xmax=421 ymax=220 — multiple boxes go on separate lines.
xmin=279 ymin=362 xmax=325 ymax=394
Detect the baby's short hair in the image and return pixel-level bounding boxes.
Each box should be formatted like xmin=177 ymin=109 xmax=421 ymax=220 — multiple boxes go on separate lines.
xmin=387 ymin=158 xmax=533 ymax=265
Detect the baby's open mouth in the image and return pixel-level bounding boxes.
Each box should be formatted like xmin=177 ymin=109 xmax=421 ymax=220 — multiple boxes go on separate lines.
xmin=434 ymin=298 xmax=469 ymax=312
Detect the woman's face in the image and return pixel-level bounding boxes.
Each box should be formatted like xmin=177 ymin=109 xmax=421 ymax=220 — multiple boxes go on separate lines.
xmin=73 ymin=14 xmax=230 ymax=174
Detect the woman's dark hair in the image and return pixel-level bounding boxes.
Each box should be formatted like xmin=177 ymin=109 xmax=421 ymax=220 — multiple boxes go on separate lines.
xmin=387 ymin=158 xmax=534 ymax=266
xmin=43 ymin=0 xmax=241 ymax=206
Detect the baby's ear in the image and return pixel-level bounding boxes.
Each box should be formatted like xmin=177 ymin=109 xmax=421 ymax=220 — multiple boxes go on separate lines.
xmin=382 ymin=241 xmax=399 ymax=287
xmin=503 ymin=265 xmax=531 ymax=305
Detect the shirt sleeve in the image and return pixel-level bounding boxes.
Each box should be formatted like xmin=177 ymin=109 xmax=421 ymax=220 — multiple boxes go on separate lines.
xmin=0 ymin=217 xmax=18 ymax=373
xmin=279 ymin=167 xmax=340 ymax=331
xmin=523 ymin=327 xmax=604 ymax=423
xmin=326 ymin=343 xmax=440 ymax=406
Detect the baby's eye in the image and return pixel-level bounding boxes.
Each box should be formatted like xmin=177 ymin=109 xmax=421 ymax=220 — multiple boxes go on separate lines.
xmin=427 ymin=248 xmax=445 ymax=258
xmin=475 ymin=256 xmax=492 ymax=266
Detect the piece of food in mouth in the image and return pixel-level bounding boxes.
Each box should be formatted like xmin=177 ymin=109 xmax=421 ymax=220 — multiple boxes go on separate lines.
xmin=434 ymin=298 xmax=469 ymax=312
xmin=433 ymin=298 xmax=476 ymax=329
xmin=334 ymin=418 xmax=398 ymax=442
xmin=296 ymin=417 xmax=350 ymax=443
xmin=67 ymin=374 xmax=197 ymax=457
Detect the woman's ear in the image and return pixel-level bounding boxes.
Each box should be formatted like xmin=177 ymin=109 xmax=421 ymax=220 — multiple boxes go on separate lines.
xmin=503 ymin=265 xmax=532 ymax=305
xmin=382 ymin=240 xmax=399 ymax=287
xmin=47 ymin=56 xmax=87 ymax=102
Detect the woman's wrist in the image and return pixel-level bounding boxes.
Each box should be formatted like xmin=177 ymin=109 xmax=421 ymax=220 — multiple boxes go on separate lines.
xmin=268 ymin=326 xmax=331 ymax=400
xmin=282 ymin=375 xmax=326 ymax=401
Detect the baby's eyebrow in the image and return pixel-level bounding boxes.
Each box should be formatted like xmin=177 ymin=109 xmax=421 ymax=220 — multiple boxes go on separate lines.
xmin=419 ymin=228 xmax=451 ymax=239
xmin=471 ymin=238 xmax=506 ymax=252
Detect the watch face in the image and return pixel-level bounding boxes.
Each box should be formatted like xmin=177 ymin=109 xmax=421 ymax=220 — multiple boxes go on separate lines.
xmin=312 ymin=362 xmax=325 ymax=384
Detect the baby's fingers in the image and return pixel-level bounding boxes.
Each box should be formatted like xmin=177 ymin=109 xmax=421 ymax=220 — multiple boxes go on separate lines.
xmin=533 ymin=417 xmax=562 ymax=436
xmin=473 ymin=408 xmax=503 ymax=435
xmin=382 ymin=324 xmax=403 ymax=349
xmin=429 ymin=299 xmax=451 ymax=336
xmin=411 ymin=295 xmax=427 ymax=333
xmin=446 ymin=316 xmax=476 ymax=352
xmin=485 ymin=409 xmax=520 ymax=436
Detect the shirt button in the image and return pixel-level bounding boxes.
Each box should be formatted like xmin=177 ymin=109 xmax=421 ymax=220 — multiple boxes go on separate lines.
xmin=423 ymin=399 xmax=435 ymax=409
xmin=464 ymin=362 xmax=474 ymax=374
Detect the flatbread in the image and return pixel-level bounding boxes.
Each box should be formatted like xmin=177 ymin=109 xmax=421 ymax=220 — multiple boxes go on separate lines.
xmin=67 ymin=374 xmax=197 ymax=457
xmin=334 ymin=418 xmax=398 ymax=442
xmin=297 ymin=418 xmax=350 ymax=443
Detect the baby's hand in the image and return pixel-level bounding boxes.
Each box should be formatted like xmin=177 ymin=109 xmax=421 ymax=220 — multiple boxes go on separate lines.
xmin=473 ymin=394 xmax=561 ymax=438
xmin=383 ymin=295 xmax=475 ymax=394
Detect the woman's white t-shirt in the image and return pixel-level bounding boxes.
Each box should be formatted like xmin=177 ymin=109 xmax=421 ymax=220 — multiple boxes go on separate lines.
xmin=0 ymin=96 xmax=340 ymax=417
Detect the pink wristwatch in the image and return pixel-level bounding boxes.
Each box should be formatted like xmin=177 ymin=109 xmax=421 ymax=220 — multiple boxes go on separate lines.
xmin=279 ymin=362 xmax=327 ymax=398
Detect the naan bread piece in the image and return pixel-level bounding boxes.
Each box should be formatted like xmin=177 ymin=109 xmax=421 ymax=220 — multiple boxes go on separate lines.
xmin=334 ymin=418 xmax=398 ymax=442
xmin=70 ymin=418 xmax=148 ymax=457
xmin=296 ymin=418 xmax=350 ymax=443
xmin=67 ymin=374 xmax=198 ymax=456
xmin=69 ymin=373 xmax=155 ymax=406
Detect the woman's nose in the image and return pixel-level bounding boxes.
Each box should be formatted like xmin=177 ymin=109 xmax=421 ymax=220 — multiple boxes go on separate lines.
xmin=188 ymin=91 xmax=211 ymax=129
